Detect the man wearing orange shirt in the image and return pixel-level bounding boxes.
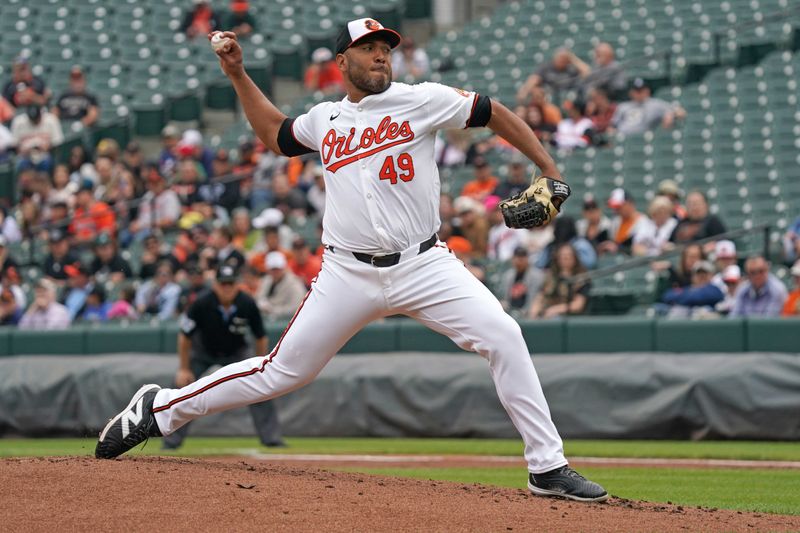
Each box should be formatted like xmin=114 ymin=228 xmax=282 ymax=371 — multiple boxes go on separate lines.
xmin=782 ymin=260 xmax=800 ymax=316
xmin=287 ymin=238 xmax=321 ymax=289
xmin=461 ymin=157 xmax=498 ymax=201
xmin=69 ymin=181 xmax=116 ymax=247
xmin=304 ymin=48 xmax=345 ymax=94
xmin=599 ymin=188 xmax=650 ymax=255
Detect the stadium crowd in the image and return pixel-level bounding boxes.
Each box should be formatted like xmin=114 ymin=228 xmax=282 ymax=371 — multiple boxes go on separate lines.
xmin=0 ymin=28 xmax=798 ymax=329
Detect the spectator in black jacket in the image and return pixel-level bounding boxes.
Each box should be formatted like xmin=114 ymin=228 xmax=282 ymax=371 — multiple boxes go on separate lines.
xmin=180 ymin=0 xmax=220 ymax=40
xmin=90 ymin=232 xmax=133 ymax=284
xmin=44 ymin=229 xmax=79 ymax=283
xmin=670 ymin=191 xmax=726 ymax=245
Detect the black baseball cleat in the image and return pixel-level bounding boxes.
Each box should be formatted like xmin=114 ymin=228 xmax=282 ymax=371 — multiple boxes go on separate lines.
xmin=95 ymin=384 xmax=163 ymax=459
xmin=528 ymin=465 xmax=609 ymax=502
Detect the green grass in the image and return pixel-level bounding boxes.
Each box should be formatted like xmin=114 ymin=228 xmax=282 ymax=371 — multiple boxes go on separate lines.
xmin=1 ymin=437 xmax=800 ymax=461
xmin=338 ymin=466 xmax=800 ymax=516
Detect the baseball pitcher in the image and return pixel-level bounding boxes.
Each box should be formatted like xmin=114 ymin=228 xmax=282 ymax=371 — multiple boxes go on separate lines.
xmin=96 ymin=18 xmax=607 ymax=502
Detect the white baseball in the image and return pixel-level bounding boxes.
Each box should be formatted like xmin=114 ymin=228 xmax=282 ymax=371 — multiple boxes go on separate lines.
xmin=210 ymin=32 xmax=231 ymax=52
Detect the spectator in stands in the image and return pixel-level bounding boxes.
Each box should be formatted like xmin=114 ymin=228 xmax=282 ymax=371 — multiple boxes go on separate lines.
xmin=514 ymin=87 xmax=560 ymax=142
xmin=107 ymin=285 xmax=139 ymax=321
xmin=653 ymin=242 xmax=705 ymax=290
xmin=210 ymin=226 xmax=246 ymax=271
xmin=529 ymin=243 xmax=590 ymax=318
xmin=782 ymin=260 xmax=800 ymax=316
xmin=306 ymin=166 xmax=326 ymax=216
xmin=19 ymin=279 xmax=71 ymax=330
xmin=69 ymin=181 xmax=116 ymax=247
xmin=659 ymin=260 xmax=724 ymax=318
xmin=179 ymin=263 xmax=209 ymax=313
xmin=139 ymin=233 xmax=181 ymax=280
xmin=256 ymin=252 xmax=306 ymax=319
xmin=0 ymin=266 xmax=24 ymax=326
xmin=581 ymin=42 xmax=628 ymax=100
xmin=173 ymin=159 xmax=205 ymax=207
xmin=516 ymin=48 xmax=590 ymax=103
xmin=270 ymin=173 xmax=307 ymax=217
xmin=730 ymin=256 xmax=787 ymax=318
xmin=446 ymin=236 xmax=485 ymax=281
xmin=201 ymin=149 xmax=241 ymax=213
xmin=223 ymin=0 xmax=256 ymax=38
xmin=129 ymin=168 xmax=182 ymax=238
xmin=454 ymin=196 xmax=488 ymax=258
xmin=715 ymin=264 xmax=742 ymax=316
xmin=230 ymin=207 xmax=257 ymax=252
xmin=657 ymin=179 xmax=687 ymax=220
xmin=0 ymin=206 xmax=21 ymax=243
xmin=487 ymin=195 xmax=528 ymax=262
xmin=599 ymin=188 xmax=650 ymax=255
xmin=783 ymin=215 xmax=800 ymax=265
xmin=304 ymin=47 xmax=345 ymax=94
xmin=0 ymin=121 xmax=12 ymax=162
xmin=711 ymin=240 xmax=738 ymax=276
xmin=2 ymin=57 xmax=50 ymax=108
xmin=288 ymin=238 xmax=321 ymax=289
xmin=159 ymin=125 xmax=181 ymax=179
xmin=461 ymin=157 xmax=498 ymax=201
xmin=611 ymin=78 xmax=685 ymax=135
xmin=553 ymin=99 xmax=594 ymax=150
xmin=67 ymin=145 xmax=96 ymax=185
xmin=500 ymin=246 xmax=544 ymax=316
xmin=90 ymin=232 xmax=132 ymax=284
xmin=0 ymin=95 xmax=14 ymax=124
xmin=537 ymin=216 xmax=597 ymax=270
xmin=11 ymin=105 xmax=63 ymax=173
xmin=0 ymin=236 xmax=18 ymax=279
xmin=52 ymin=66 xmax=99 ymax=131
xmin=181 ymin=0 xmax=221 ymax=39
xmin=135 ymin=261 xmax=181 ymax=320
xmin=178 ymin=129 xmax=215 ymax=178
xmin=493 ymin=156 xmax=529 ymax=199
xmin=392 ymin=37 xmax=430 ymax=82
xmin=586 ymin=87 xmax=616 ymax=136
xmin=121 ymin=141 xmax=145 ymax=182
xmin=249 ymin=223 xmax=291 ymax=273
xmin=81 ymin=285 xmax=111 ymax=323
xmin=632 ymin=196 xmax=678 ymax=257
xmin=49 ymin=164 xmax=77 ymax=209
xmin=62 ymin=263 xmax=94 ymax=320
xmin=669 ymin=191 xmax=726 ymax=245
xmin=576 ymin=194 xmax=611 ymax=249
xmin=44 ymin=229 xmax=79 ymax=283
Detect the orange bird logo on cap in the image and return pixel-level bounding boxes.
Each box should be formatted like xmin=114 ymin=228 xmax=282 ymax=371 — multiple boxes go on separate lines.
xmin=364 ymin=19 xmax=381 ymax=30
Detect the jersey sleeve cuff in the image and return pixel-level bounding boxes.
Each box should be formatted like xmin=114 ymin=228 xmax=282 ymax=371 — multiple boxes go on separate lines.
xmin=278 ymin=118 xmax=317 ymax=157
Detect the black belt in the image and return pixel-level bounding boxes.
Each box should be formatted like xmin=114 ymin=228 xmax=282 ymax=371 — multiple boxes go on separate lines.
xmin=352 ymin=235 xmax=437 ymax=267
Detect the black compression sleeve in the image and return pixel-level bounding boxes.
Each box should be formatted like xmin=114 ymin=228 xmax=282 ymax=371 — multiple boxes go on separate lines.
xmin=277 ymin=118 xmax=316 ymax=156
xmin=466 ymin=94 xmax=492 ymax=128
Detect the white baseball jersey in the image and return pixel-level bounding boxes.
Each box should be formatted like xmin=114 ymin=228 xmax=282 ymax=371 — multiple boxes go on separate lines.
xmin=291 ymin=82 xmax=480 ymax=254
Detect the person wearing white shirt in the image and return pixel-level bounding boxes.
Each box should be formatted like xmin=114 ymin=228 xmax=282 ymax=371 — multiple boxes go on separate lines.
xmin=632 ymin=195 xmax=678 ymax=257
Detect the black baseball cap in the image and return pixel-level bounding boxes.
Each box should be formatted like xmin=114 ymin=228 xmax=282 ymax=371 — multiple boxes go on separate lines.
xmin=216 ymin=264 xmax=238 ymax=283
xmin=49 ymin=228 xmax=66 ymax=242
xmin=335 ymin=18 xmax=401 ymax=55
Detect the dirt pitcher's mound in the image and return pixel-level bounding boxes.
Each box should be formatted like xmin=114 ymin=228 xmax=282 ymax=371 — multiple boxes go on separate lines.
xmin=2 ymin=457 xmax=799 ymax=532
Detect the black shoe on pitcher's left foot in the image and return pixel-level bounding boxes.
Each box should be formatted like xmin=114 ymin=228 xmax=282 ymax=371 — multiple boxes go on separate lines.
xmin=528 ymin=465 xmax=609 ymax=502
xmin=95 ymin=384 xmax=162 ymax=459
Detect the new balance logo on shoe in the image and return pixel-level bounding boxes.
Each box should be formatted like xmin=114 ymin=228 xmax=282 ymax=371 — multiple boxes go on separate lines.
xmin=121 ymin=397 xmax=144 ymax=439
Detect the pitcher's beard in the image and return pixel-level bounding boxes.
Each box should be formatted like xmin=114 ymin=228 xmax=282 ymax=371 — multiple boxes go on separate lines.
xmin=349 ymin=67 xmax=391 ymax=94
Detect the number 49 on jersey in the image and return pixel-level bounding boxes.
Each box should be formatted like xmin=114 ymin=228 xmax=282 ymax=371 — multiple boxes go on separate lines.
xmin=379 ymin=153 xmax=415 ymax=185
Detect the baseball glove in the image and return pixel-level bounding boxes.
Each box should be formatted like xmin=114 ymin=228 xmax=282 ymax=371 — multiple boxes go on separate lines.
xmin=499 ymin=176 xmax=571 ymax=229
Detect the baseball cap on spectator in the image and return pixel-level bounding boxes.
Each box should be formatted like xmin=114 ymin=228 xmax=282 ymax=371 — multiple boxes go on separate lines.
xmin=607 ymin=188 xmax=631 ymax=209
xmin=69 ymin=65 xmax=84 ymax=79
xmin=64 ymin=263 xmax=90 ymax=278
xmin=582 ymin=194 xmax=599 ymax=210
xmin=35 ymin=278 xmax=56 ymax=293
xmin=265 ymin=251 xmax=287 ymax=270
xmin=311 ymin=47 xmax=333 ymax=64
xmin=95 ymin=232 xmax=113 ymax=246
xmin=453 ymin=195 xmax=483 ymax=215
xmin=252 ymin=208 xmax=284 ymax=229
xmin=714 ymin=240 xmax=737 ymax=260
xmin=335 ymin=18 xmax=401 ymax=56
xmin=447 ymin=236 xmax=473 ymax=254
xmin=161 ymin=124 xmax=180 ymax=138
xmin=791 ymin=260 xmax=800 ymax=277
xmin=513 ymin=246 xmax=528 ymax=258
xmin=722 ymin=265 xmax=742 ymax=283
xmin=657 ymin=179 xmax=682 ymax=198
xmin=78 ymin=179 xmax=94 ymax=193
xmin=182 ymin=129 xmax=203 ymax=147
xmin=292 ymin=238 xmax=308 ymax=250
xmin=691 ymin=260 xmax=715 ymax=274
xmin=230 ymin=0 xmax=249 ymax=12
xmin=216 ymin=264 xmax=238 ymax=283
xmin=49 ymin=229 xmax=66 ymax=243
xmin=630 ymin=77 xmax=648 ymax=91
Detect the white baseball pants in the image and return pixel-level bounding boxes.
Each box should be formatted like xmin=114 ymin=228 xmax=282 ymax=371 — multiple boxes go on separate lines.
xmin=152 ymin=243 xmax=567 ymax=473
